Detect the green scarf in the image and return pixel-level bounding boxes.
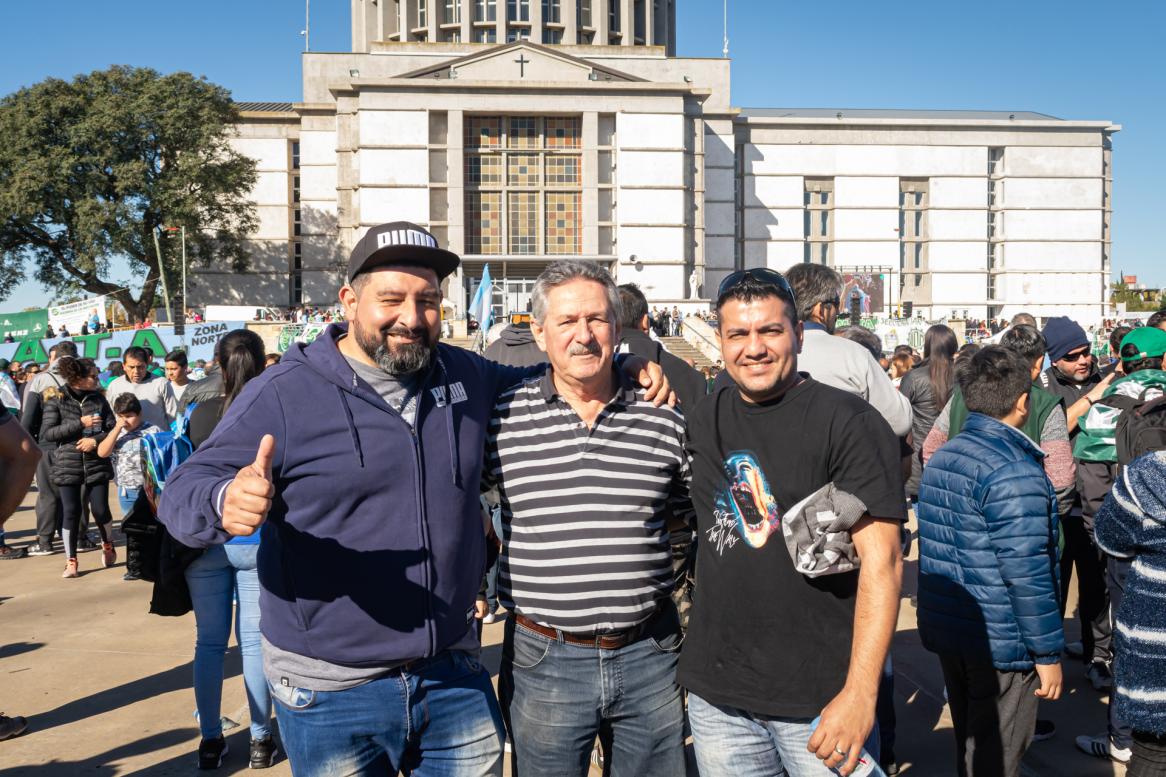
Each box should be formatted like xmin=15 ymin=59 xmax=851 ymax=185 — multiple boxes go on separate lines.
xmin=1073 ymin=369 xmax=1166 ymax=463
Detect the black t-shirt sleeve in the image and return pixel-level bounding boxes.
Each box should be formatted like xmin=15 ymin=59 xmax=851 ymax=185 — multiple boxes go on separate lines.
xmin=827 ymin=406 xmax=908 ymax=521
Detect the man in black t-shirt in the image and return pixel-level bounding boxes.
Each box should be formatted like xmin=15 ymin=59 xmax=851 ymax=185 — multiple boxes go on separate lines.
xmin=680 ymin=269 xmax=906 ymax=777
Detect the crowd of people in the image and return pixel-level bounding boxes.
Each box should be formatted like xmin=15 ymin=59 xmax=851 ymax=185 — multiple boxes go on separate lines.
xmin=2 ymin=220 xmax=1166 ymax=777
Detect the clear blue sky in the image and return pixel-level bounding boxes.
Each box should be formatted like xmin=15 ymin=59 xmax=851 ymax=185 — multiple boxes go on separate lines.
xmin=2 ymin=0 xmax=1161 ymax=309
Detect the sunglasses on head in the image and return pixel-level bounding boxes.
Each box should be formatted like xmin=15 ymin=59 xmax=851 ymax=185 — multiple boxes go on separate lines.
xmin=1060 ymin=348 xmax=1092 ymax=362
xmin=717 ymin=268 xmax=797 ymax=306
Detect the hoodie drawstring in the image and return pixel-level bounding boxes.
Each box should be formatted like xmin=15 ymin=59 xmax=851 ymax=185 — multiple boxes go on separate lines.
xmin=335 ymin=386 xmax=365 ymax=467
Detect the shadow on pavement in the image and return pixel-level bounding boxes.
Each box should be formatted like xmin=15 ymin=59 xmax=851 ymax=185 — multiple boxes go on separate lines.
xmin=29 ymin=654 xmax=244 ymax=736
xmin=0 ymin=641 xmax=45 ymax=659
xmin=11 ymin=726 xmax=196 ymax=775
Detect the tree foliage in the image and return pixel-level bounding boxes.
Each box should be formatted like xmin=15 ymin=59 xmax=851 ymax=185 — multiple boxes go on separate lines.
xmin=0 ymin=65 xmax=257 ymax=321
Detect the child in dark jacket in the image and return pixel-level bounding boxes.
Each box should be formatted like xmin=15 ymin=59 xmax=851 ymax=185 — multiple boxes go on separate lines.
xmin=917 ymin=346 xmax=1064 ymax=777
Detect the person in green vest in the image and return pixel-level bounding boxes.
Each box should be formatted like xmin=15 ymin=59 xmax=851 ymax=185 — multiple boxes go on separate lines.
xmin=924 ymin=324 xmax=1076 ymax=517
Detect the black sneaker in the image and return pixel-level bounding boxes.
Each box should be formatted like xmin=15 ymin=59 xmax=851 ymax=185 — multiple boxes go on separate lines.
xmin=198 ymin=736 xmax=228 ymax=770
xmin=77 ymin=534 xmax=98 ymax=552
xmin=0 ymin=713 xmax=28 ymax=740
xmin=0 ymin=544 xmax=28 ymax=560
xmin=28 ymin=543 xmax=55 ymax=557
xmin=122 ymin=571 xmax=142 ymax=581
xmin=249 ymin=737 xmax=278 ymax=769
xmin=1033 ymin=719 xmax=1056 ymax=741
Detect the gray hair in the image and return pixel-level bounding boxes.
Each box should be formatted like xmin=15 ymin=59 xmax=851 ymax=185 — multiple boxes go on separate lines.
xmin=835 ymin=325 xmax=884 ymax=361
xmin=531 ymin=260 xmax=621 ymax=325
xmin=784 ymin=263 xmax=843 ymax=322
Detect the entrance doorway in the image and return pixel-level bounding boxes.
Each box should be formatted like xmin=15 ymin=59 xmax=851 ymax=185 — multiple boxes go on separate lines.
xmin=464 ymin=260 xmax=552 ymax=324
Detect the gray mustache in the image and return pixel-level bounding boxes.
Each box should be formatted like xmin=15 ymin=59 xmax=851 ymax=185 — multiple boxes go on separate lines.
xmin=567 ymin=342 xmax=602 ymax=356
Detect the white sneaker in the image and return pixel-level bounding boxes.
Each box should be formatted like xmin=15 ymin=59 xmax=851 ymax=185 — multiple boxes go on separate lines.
xmin=482 ymin=612 xmax=497 ymax=624
xmin=1075 ymin=733 xmax=1131 ymax=764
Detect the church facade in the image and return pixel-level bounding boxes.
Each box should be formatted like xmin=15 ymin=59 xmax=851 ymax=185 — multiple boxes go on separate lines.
xmin=196 ymin=0 xmax=1118 ymax=325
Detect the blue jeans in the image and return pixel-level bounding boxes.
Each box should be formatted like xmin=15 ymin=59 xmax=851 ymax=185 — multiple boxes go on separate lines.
xmin=117 ymin=486 xmax=139 ymax=516
xmin=485 ymin=505 xmax=503 ymax=612
xmin=499 ymin=606 xmax=685 ymax=777
xmin=269 ymin=650 xmax=504 ymax=777
xmin=184 ymin=542 xmax=271 ymax=740
xmin=688 ymin=692 xmax=882 ymax=777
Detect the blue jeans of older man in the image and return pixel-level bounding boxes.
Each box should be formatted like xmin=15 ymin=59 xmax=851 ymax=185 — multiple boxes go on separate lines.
xmin=499 ymin=602 xmax=685 ymax=777
xmin=270 ymin=650 xmax=505 ymax=777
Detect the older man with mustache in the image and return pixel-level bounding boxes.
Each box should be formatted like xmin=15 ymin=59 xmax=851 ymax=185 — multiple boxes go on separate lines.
xmin=485 ymin=260 xmax=693 ymax=777
xmin=160 ymin=224 xmax=672 ymax=776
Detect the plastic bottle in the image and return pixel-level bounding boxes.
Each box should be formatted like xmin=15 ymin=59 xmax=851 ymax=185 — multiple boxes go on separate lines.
xmin=808 ymin=716 xmax=886 ymax=777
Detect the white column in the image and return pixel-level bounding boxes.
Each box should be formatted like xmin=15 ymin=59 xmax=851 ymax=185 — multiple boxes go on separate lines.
xmin=564 ymin=0 xmax=577 ymax=43
xmin=530 ymin=0 xmax=543 ymax=42
xmin=594 ymin=0 xmax=609 ymax=43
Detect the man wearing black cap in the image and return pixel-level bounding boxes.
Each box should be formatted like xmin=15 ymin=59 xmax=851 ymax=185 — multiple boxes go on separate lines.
xmin=160 ymin=222 xmax=670 ymax=775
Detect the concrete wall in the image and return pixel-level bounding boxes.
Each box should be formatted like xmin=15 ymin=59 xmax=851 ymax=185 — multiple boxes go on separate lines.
xmin=735 ymin=121 xmax=1113 ymax=323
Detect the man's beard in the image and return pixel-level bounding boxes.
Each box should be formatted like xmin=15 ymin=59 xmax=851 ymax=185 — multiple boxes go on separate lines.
xmin=353 ymin=321 xmax=434 ymax=375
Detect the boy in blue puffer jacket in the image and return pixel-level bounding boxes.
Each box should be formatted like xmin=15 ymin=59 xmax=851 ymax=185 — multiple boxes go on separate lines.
xmin=917 ymin=346 xmax=1064 ymax=777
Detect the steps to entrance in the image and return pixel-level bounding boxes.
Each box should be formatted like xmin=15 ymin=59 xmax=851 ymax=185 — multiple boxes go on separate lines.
xmin=660 ymin=337 xmax=715 ymax=370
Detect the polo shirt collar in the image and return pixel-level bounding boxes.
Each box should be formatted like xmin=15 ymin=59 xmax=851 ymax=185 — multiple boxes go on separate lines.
xmin=538 ymin=364 xmax=637 ymax=404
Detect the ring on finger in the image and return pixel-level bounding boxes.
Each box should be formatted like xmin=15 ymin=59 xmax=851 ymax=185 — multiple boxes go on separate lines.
xmin=834 ymin=745 xmax=848 ymax=756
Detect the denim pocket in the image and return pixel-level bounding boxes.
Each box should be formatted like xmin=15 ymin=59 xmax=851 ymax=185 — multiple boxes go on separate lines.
xmin=510 ymin=625 xmax=552 ymax=670
xmin=268 ymin=680 xmax=317 ymax=711
xmin=648 ymin=629 xmax=685 ymax=654
xmin=447 ymin=649 xmax=483 ymax=678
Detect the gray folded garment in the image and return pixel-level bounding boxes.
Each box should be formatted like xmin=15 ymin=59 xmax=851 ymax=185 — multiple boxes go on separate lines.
xmin=780 ymin=483 xmax=867 ymax=578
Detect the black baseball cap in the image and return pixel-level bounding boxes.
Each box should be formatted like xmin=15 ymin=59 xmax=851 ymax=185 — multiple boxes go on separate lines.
xmin=348 ymin=221 xmax=460 ymax=282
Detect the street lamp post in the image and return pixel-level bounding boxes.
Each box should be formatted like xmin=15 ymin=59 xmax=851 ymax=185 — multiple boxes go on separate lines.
xmin=163 ymin=225 xmax=187 ymax=337
xmin=153 ymin=228 xmax=173 ymax=326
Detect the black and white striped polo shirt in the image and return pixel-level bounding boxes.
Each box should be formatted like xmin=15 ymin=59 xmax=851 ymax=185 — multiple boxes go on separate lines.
xmin=485 ymin=368 xmax=694 ymax=633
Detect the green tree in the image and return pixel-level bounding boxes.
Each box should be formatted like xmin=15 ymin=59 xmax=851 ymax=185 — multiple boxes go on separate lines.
xmin=0 ymin=65 xmax=257 ymax=321
xmin=1110 ymin=283 xmax=1161 ymax=313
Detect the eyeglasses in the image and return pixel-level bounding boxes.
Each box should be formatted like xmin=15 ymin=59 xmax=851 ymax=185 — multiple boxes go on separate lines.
xmin=717 ymin=268 xmax=797 ymax=307
xmin=1060 ymin=348 xmax=1092 ymax=363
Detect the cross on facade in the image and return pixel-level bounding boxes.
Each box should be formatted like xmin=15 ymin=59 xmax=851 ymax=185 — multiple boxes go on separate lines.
xmin=514 ymin=53 xmax=530 ymax=78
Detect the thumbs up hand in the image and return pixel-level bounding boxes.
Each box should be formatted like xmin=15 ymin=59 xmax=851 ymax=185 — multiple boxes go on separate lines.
xmin=222 ymin=434 xmax=276 ymax=537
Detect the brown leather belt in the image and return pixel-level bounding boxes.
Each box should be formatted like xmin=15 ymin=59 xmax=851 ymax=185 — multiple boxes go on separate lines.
xmin=513 ymin=607 xmax=660 ymax=650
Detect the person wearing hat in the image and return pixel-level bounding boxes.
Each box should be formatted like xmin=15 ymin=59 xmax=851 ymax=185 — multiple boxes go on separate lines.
xmin=1032 ymin=315 xmax=1116 ymax=741
xmin=159 ymin=222 xmax=672 ymax=775
xmin=1072 ymin=324 xmax=1166 ymax=764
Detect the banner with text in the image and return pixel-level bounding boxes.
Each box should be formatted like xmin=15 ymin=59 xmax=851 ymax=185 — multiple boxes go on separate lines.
xmin=0 ymin=321 xmax=245 ymax=368
xmin=48 ymin=295 xmax=110 ymax=334
xmin=0 ymin=309 xmax=50 ymax=341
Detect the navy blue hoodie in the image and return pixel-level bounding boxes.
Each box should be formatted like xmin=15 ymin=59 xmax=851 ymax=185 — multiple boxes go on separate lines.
xmin=160 ymin=324 xmax=538 ymax=667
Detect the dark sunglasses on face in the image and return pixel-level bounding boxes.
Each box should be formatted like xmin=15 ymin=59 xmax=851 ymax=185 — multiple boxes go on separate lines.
xmin=717 ymin=268 xmax=798 ymax=307
xmin=1061 ymin=348 xmax=1092 ymax=363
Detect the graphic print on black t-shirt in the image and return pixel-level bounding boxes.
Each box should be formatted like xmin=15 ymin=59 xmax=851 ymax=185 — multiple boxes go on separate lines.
xmin=716 ymin=451 xmax=781 ymax=551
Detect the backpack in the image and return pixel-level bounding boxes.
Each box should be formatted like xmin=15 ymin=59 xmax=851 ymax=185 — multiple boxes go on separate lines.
xmin=140 ymin=403 xmax=197 ymax=512
xmin=1116 ymin=391 xmax=1166 ymax=466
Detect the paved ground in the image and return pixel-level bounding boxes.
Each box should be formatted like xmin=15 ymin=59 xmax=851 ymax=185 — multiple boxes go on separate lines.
xmin=0 ymin=487 xmax=1126 ymax=776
